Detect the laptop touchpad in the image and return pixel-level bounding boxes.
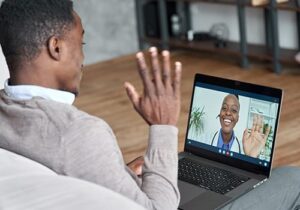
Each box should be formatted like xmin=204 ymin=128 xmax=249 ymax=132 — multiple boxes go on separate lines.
xmin=178 ymin=180 xmax=206 ymax=205
xmin=179 ymin=191 xmax=231 ymax=210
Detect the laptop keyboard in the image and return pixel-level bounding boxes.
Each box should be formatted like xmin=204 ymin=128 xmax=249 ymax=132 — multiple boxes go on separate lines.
xmin=178 ymin=158 xmax=250 ymax=194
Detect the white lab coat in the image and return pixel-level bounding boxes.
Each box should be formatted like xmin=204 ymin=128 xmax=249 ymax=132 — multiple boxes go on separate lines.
xmin=211 ymin=130 xmax=243 ymax=154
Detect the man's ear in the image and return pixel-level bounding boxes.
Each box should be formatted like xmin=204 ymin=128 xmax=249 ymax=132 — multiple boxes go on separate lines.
xmin=47 ymin=36 xmax=62 ymax=61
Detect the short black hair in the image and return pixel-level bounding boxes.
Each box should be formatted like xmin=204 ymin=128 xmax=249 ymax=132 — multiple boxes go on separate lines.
xmin=0 ymin=0 xmax=75 ymax=64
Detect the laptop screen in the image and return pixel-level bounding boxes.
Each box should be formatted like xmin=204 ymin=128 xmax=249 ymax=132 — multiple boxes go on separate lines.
xmin=185 ymin=74 xmax=282 ymax=176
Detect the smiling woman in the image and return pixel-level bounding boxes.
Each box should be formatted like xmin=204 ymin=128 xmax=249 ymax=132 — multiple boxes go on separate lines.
xmin=211 ymin=94 xmax=242 ymax=153
xmin=218 ymin=94 xmax=240 ymax=146
xmin=187 ymin=87 xmax=272 ymax=158
xmin=212 ymin=94 xmax=271 ymax=158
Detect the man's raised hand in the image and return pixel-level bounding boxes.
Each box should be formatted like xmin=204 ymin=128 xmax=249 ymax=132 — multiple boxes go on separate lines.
xmin=124 ymin=47 xmax=182 ymax=126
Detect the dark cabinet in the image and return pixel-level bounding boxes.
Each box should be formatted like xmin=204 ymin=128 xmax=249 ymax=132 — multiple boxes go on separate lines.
xmin=135 ymin=0 xmax=300 ymax=73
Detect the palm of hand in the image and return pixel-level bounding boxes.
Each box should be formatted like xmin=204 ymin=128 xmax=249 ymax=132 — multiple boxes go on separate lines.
xmin=243 ymin=130 xmax=267 ymax=158
xmin=243 ymin=115 xmax=270 ymax=158
xmin=139 ymin=95 xmax=180 ymax=125
xmin=124 ymin=48 xmax=182 ymax=126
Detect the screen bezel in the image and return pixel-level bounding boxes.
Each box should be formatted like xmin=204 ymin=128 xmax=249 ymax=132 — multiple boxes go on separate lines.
xmin=184 ymin=73 xmax=283 ymax=177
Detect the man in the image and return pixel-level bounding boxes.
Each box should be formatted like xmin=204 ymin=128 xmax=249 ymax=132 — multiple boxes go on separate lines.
xmin=1 ymin=1 xmax=300 ymax=210
xmin=0 ymin=0 xmax=181 ymax=209
xmin=213 ymin=94 xmax=270 ymax=158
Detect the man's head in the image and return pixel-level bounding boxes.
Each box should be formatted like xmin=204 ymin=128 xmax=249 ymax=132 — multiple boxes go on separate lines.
xmin=0 ymin=0 xmax=85 ymax=96
xmin=219 ymin=94 xmax=240 ymax=135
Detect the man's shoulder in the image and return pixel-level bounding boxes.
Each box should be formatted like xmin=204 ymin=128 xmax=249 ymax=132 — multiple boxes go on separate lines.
xmin=0 ymin=91 xmax=113 ymax=138
xmin=35 ymin=99 xmax=116 ymax=144
xmin=35 ymin=99 xmax=108 ymax=128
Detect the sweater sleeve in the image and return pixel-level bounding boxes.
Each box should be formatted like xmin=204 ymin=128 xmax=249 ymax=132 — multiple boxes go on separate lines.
xmin=62 ymin=117 xmax=180 ymax=210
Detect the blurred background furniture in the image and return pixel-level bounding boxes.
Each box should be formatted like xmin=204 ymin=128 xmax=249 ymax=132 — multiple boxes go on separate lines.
xmin=136 ymin=0 xmax=300 ymax=73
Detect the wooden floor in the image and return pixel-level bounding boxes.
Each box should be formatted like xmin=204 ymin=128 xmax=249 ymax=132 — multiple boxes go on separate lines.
xmin=74 ymin=50 xmax=300 ymax=168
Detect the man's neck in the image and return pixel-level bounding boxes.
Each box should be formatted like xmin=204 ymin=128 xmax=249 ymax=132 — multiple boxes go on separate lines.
xmin=9 ymin=66 xmax=59 ymax=90
xmin=7 ymin=48 xmax=59 ymax=90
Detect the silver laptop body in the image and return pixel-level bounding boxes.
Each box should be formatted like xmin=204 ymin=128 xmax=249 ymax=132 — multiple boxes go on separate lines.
xmin=178 ymin=73 xmax=283 ymax=210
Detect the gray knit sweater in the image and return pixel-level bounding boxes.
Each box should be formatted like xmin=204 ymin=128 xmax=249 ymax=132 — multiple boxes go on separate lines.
xmin=0 ymin=90 xmax=180 ymax=210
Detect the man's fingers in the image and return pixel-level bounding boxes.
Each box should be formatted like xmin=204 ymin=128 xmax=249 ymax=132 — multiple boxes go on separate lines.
xmin=173 ymin=61 xmax=182 ymax=98
xmin=127 ymin=156 xmax=144 ymax=166
xmin=128 ymin=48 xmax=182 ymax=125
xmin=149 ymin=47 xmax=164 ymax=93
xmin=127 ymin=156 xmax=144 ymax=176
xmin=124 ymin=82 xmax=140 ymax=110
xmin=136 ymin=52 xmax=155 ymax=96
xmin=162 ymin=50 xmax=171 ymax=88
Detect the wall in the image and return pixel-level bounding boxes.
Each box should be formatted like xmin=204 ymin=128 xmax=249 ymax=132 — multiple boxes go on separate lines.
xmin=73 ymin=0 xmax=138 ymax=65
xmin=0 ymin=46 xmax=9 ymax=89
xmin=190 ymin=2 xmax=298 ymax=49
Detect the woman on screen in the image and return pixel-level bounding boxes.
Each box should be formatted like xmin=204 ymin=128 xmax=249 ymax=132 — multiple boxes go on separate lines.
xmin=211 ymin=94 xmax=241 ymax=152
xmin=211 ymin=94 xmax=270 ymax=158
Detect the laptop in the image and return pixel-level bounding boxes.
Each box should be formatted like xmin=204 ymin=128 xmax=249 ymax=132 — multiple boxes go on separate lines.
xmin=178 ymin=73 xmax=283 ymax=210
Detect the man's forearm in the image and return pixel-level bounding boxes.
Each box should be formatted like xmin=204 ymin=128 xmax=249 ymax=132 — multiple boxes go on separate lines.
xmin=141 ymin=125 xmax=180 ymax=210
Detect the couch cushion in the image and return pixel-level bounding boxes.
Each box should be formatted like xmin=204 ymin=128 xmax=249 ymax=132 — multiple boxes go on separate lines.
xmin=0 ymin=148 xmax=56 ymax=180
xmin=0 ymin=149 xmax=146 ymax=210
xmin=0 ymin=174 xmax=146 ymax=210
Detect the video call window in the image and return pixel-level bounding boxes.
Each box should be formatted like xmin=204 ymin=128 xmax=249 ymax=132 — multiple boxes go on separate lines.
xmin=187 ymin=85 xmax=279 ymax=163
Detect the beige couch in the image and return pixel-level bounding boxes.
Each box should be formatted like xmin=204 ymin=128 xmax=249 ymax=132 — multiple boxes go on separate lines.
xmin=0 ymin=148 xmax=146 ymax=210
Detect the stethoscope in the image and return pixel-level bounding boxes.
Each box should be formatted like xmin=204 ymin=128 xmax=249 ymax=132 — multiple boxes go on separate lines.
xmin=211 ymin=130 xmax=241 ymax=153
